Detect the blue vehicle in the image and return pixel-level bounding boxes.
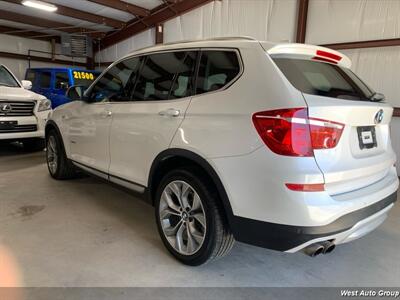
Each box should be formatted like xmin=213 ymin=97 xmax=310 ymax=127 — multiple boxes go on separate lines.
xmin=25 ymin=68 xmax=100 ymax=108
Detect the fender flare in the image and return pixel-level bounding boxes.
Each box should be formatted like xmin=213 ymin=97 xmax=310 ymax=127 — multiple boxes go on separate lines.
xmin=148 ymin=148 xmax=236 ymax=227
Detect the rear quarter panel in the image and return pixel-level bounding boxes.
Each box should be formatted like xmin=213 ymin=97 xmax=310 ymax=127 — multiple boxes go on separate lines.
xmin=171 ymin=45 xmax=307 ymax=158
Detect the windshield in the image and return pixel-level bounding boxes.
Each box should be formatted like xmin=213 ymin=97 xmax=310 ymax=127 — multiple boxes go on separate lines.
xmin=0 ymin=66 xmax=19 ymax=88
xmin=272 ymin=58 xmax=375 ymax=101
xmin=72 ymin=70 xmax=99 ymax=87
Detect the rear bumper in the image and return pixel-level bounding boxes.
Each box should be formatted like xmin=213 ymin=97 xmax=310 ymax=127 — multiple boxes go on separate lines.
xmin=231 ymin=191 xmax=397 ymax=252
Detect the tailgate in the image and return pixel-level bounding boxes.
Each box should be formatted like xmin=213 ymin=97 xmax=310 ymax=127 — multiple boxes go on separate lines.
xmin=305 ymin=95 xmax=395 ymax=195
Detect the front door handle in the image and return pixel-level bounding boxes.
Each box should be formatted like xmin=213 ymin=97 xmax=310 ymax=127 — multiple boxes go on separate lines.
xmin=159 ymin=108 xmax=180 ymax=117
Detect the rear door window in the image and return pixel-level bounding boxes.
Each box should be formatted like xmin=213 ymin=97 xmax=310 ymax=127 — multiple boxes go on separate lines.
xmin=133 ymin=51 xmax=197 ymax=101
xmin=272 ymin=58 xmax=374 ymax=101
xmin=55 ymin=72 xmax=69 ymax=90
xmin=196 ymin=50 xmax=240 ymax=94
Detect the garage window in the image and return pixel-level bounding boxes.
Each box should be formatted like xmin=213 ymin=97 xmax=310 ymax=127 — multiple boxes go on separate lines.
xmin=196 ymin=50 xmax=240 ymax=95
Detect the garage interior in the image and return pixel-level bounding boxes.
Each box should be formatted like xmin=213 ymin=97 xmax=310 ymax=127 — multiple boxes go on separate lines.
xmin=1 ymin=0 xmax=400 ymax=290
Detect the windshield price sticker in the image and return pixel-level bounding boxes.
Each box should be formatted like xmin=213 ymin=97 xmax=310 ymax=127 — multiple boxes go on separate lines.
xmin=73 ymin=71 xmax=94 ymax=80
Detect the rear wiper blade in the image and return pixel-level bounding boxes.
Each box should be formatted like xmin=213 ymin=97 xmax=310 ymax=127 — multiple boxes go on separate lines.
xmin=369 ymin=92 xmax=385 ymax=102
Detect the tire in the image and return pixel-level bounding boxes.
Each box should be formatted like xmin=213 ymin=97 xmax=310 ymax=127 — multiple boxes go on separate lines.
xmin=155 ymin=167 xmax=235 ymax=266
xmin=46 ymin=129 xmax=76 ymax=180
xmin=23 ymin=138 xmax=45 ymax=152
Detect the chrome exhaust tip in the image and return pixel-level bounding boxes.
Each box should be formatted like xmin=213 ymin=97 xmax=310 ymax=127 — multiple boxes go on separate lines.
xmin=320 ymin=241 xmax=336 ymax=254
xmin=303 ymin=243 xmax=324 ymax=257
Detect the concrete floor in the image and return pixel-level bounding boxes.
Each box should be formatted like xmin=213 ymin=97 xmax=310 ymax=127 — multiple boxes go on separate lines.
xmin=1 ymin=143 xmax=400 ymax=288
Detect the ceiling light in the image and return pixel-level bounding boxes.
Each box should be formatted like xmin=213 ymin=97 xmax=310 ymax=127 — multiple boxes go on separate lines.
xmin=22 ymin=0 xmax=57 ymax=12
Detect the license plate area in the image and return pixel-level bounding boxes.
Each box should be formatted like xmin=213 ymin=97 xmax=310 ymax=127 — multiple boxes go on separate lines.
xmin=357 ymin=126 xmax=377 ymax=149
xmin=0 ymin=120 xmax=18 ymax=130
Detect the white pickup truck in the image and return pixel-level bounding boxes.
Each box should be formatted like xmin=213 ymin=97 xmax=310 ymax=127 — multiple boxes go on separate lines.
xmin=0 ymin=64 xmax=52 ymax=150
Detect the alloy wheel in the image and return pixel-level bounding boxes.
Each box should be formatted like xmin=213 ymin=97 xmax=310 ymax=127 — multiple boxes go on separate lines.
xmin=47 ymin=135 xmax=58 ymax=175
xmin=159 ymin=180 xmax=207 ymax=255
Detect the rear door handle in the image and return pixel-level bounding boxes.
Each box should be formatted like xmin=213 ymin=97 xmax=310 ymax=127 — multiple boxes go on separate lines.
xmin=159 ymin=108 xmax=180 ymax=117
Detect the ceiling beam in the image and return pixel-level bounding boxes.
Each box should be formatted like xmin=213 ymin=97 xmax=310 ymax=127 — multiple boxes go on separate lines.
xmin=321 ymin=38 xmax=400 ymax=50
xmin=295 ymin=0 xmax=309 ymax=43
xmin=100 ymin=0 xmax=214 ymax=49
xmin=0 ymin=9 xmax=104 ymax=38
xmin=0 ymin=51 xmax=87 ymax=68
xmin=3 ymin=0 xmax=125 ymax=29
xmin=0 ymin=25 xmax=60 ymax=42
xmin=87 ymin=0 xmax=150 ymax=17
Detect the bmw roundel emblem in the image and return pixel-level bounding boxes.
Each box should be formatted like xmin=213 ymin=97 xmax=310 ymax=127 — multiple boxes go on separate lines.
xmin=374 ymin=109 xmax=384 ymax=124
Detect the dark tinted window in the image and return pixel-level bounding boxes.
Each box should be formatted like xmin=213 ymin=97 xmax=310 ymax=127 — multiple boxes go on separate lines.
xmin=90 ymin=57 xmax=142 ymax=103
xmin=273 ymin=58 xmax=374 ymax=101
xmin=0 ymin=66 xmax=19 ymax=87
xmin=55 ymin=72 xmax=69 ymax=90
xmin=39 ymin=72 xmax=52 ymax=89
xmin=196 ymin=51 xmax=240 ymax=94
xmin=133 ymin=51 xmax=197 ymax=101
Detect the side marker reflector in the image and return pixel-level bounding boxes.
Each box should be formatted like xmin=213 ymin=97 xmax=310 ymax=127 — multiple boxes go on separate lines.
xmin=285 ymin=183 xmax=325 ymax=192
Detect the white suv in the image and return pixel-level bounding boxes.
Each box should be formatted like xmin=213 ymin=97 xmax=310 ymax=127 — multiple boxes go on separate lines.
xmin=45 ymin=37 xmax=398 ymax=265
xmin=0 ymin=64 xmax=52 ymax=150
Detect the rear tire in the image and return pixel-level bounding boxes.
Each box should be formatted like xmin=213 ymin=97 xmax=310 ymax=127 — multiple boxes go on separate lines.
xmin=23 ymin=138 xmax=45 ymax=152
xmin=155 ymin=167 xmax=235 ymax=266
xmin=46 ymin=130 xmax=76 ymax=180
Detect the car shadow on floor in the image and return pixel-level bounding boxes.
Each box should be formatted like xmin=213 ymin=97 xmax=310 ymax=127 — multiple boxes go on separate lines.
xmin=0 ymin=141 xmax=46 ymax=172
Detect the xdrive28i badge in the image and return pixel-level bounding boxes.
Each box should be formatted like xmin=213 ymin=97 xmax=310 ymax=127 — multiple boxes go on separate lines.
xmin=374 ymin=109 xmax=384 ymax=124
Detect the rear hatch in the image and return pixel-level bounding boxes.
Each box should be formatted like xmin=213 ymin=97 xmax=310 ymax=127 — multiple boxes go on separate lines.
xmin=267 ymin=44 xmax=396 ymax=195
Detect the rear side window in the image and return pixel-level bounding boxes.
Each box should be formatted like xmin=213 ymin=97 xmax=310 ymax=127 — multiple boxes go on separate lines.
xmin=133 ymin=51 xmax=197 ymax=101
xmin=196 ymin=51 xmax=240 ymax=94
xmin=273 ymin=58 xmax=374 ymax=101
xmin=39 ymin=72 xmax=52 ymax=89
xmin=90 ymin=57 xmax=142 ymax=102
xmin=55 ymin=72 xmax=69 ymax=90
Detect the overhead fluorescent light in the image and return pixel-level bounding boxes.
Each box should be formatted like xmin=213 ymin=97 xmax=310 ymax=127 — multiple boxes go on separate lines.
xmin=22 ymin=0 xmax=58 ymax=12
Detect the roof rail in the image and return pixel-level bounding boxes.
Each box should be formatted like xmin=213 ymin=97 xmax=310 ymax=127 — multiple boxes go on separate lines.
xmin=127 ymin=36 xmax=258 ymax=55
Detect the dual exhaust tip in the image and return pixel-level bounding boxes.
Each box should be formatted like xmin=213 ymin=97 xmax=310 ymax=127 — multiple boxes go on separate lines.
xmin=303 ymin=241 xmax=336 ymax=257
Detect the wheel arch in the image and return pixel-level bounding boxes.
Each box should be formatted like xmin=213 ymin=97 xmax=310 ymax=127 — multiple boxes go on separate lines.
xmin=148 ymin=148 xmax=235 ymax=227
xmin=45 ymin=120 xmax=68 ymax=156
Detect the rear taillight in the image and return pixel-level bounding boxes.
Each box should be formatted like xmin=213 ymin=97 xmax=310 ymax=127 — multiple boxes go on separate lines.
xmin=252 ymin=108 xmax=344 ymax=157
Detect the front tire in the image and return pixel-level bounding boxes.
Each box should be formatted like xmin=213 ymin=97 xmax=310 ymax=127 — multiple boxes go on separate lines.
xmin=155 ymin=167 xmax=235 ymax=266
xmin=46 ymin=130 xmax=76 ymax=180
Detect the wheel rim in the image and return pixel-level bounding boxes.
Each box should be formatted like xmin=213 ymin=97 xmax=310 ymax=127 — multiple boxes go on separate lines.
xmin=47 ymin=135 xmax=58 ymax=175
xmin=159 ymin=180 xmax=207 ymax=256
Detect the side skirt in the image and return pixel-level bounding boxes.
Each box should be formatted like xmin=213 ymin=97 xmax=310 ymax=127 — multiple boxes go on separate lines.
xmin=71 ymin=160 xmax=151 ymax=204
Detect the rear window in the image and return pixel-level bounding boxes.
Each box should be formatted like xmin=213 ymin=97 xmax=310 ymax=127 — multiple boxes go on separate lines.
xmin=273 ymin=58 xmax=374 ymax=101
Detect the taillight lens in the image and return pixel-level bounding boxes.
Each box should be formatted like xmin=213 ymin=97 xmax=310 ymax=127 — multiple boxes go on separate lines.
xmin=252 ymin=108 xmax=344 ymax=157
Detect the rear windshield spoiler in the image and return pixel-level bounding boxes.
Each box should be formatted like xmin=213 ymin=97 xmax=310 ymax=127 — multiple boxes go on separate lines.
xmin=264 ymin=43 xmax=352 ymax=69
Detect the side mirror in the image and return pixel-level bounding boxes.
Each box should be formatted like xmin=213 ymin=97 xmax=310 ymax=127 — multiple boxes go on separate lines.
xmin=66 ymin=85 xmax=86 ymax=101
xmin=370 ymin=92 xmax=385 ymax=102
xmin=21 ymin=80 xmax=32 ymax=90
